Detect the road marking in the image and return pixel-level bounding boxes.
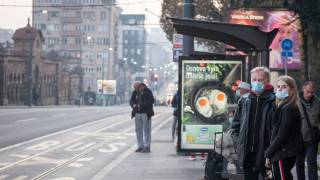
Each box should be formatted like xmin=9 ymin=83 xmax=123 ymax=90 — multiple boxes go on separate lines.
xmin=16 ymin=118 xmax=38 ymax=123
xmin=52 ymin=113 xmax=67 ymax=117
xmin=0 ymin=115 xmax=123 ymax=153
xmin=90 ymin=111 xmax=172 ymax=180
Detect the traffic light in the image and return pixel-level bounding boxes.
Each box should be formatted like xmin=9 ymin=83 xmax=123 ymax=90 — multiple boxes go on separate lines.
xmin=154 ymin=74 xmax=158 ymax=81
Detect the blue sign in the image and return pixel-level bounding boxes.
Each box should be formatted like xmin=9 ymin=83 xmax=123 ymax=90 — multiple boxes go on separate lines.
xmin=281 ymin=39 xmax=293 ymax=51
xmin=281 ymin=51 xmax=293 ymax=57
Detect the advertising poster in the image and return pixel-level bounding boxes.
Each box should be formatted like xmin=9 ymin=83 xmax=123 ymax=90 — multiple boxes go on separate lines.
xmin=97 ymin=80 xmax=117 ymax=95
xmin=180 ymin=59 xmax=243 ymax=151
xmin=225 ymin=9 xmax=300 ymax=69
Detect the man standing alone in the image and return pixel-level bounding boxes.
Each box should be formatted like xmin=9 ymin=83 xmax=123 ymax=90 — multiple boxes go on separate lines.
xmin=130 ymin=82 xmax=155 ymax=153
xmin=296 ymin=81 xmax=320 ymax=180
xmin=231 ymin=67 xmax=276 ymax=179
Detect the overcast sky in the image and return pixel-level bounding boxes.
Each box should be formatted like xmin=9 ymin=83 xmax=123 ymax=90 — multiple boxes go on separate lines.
xmin=0 ymin=0 xmax=162 ymax=31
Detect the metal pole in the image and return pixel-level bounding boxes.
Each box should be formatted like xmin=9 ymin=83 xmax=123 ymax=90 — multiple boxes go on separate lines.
xmin=78 ymin=38 xmax=82 ymax=107
xmin=102 ymin=57 xmax=105 ymax=106
xmin=28 ymin=27 xmax=34 ymax=107
xmin=182 ymin=0 xmax=194 ymax=56
xmin=285 ymin=56 xmax=288 ymax=75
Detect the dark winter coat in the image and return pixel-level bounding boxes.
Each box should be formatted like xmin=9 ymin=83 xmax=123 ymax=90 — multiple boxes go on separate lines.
xmin=231 ymin=84 xmax=276 ymax=169
xmin=264 ymin=103 xmax=303 ymax=162
xmin=129 ymin=87 xmax=154 ymax=119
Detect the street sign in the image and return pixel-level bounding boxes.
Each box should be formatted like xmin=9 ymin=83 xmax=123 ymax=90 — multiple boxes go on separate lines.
xmin=173 ymin=34 xmax=183 ymax=50
xmin=281 ymin=51 xmax=293 ymax=57
xmin=281 ymin=39 xmax=293 ymax=51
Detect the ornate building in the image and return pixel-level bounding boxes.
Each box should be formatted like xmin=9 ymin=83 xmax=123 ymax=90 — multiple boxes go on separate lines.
xmin=0 ymin=21 xmax=81 ymax=106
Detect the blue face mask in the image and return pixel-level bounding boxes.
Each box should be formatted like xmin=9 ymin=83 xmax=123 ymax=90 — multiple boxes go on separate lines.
xmin=229 ymin=118 xmax=233 ymax=124
xmin=276 ymin=91 xmax=289 ymax=100
xmin=236 ymin=90 xmax=241 ymax=97
xmin=251 ymin=81 xmax=265 ymax=94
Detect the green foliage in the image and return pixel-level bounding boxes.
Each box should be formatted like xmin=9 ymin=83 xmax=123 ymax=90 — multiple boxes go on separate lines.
xmin=160 ymin=0 xmax=233 ymax=52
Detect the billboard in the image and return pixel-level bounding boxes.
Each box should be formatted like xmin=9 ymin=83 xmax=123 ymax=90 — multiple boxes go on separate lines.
xmin=225 ymin=9 xmax=300 ymax=69
xmin=179 ymin=57 xmax=244 ymax=151
xmin=97 ymin=80 xmax=117 ymax=95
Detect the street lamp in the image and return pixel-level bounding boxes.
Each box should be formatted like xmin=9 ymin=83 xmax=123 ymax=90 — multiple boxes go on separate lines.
xmin=78 ymin=35 xmax=92 ymax=107
xmin=28 ymin=10 xmax=48 ymax=107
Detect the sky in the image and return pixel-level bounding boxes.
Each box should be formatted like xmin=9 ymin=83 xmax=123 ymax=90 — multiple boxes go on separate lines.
xmin=0 ymin=0 xmax=163 ymax=31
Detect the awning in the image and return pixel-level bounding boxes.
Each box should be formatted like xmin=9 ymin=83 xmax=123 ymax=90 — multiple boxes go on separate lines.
xmin=167 ymin=17 xmax=278 ymax=50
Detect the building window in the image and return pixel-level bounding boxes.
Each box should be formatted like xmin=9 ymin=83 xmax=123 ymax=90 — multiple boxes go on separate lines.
xmin=130 ymin=49 xmax=135 ymax=55
xmin=62 ymin=11 xmax=68 ymax=17
xmin=84 ymin=25 xmax=94 ymax=32
xmin=76 ymin=25 xmax=81 ymax=31
xmin=124 ymin=39 xmax=128 ymax=44
xmin=97 ymin=38 xmax=108 ymax=45
xmin=48 ymin=24 xmax=60 ymax=31
xmin=48 ymin=37 xmax=59 ymax=46
xmin=124 ymin=30 xmax=128 ymax=36
xmin=124 ymin=49 xmax=128 ymax=54
xmin=84 ymin=12 xmax=95 ymax=19
xmin=62 ymin=37 xmax=67 ymax=44
xmin=62 ymin=24 xmax=67 ymax=30
xmin=98 ymin=25 xmax=109 ymax=32
xmin=101 ymin=12 xmax=106 ymax=20
xmin=137 ymin=49 xmax=141 ymax=54
xmin=76 ymin=38 xmax=81 ymax=44
xmin=38 ymin=0 xmax=43 ymax=4
xmin=76 ymin=12 xmax=81 ymax=17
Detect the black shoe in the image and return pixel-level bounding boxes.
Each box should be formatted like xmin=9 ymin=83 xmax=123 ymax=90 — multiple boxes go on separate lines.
xmin=141 ymin=148 xmax=150 ymax=153
xmin=135 ymin=147 xmax=143 ymax=152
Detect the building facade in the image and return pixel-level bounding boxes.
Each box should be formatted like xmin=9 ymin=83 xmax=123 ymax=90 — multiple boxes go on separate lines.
xmin=0 ymin=22 xmax=78 ymax=106
xmin=32 ymin=0 xmax=119 ymax=105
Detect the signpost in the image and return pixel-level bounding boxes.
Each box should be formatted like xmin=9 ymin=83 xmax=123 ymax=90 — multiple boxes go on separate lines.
xmin=281 ymin=39 xmax=293 ymax=75
xmin=173 ymin=34 xmax=183 ymax=62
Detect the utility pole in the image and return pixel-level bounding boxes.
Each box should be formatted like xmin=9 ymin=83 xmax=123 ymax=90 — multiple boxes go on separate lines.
xmin=28 ymin=19 xmax=34 ymax=107
xmin=182 ymin=0 xmax=194 ymax=56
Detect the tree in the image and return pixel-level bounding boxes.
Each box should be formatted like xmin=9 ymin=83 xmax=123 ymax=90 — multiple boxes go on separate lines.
xmin=160 ymin=0 xmax=233 ymax=52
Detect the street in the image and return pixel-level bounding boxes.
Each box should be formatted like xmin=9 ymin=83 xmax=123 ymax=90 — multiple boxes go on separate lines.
xmin=0 ymin=105 xmax=173 ymax=180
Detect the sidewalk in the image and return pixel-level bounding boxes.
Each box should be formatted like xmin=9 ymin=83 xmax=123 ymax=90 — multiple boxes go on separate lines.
xmin=92 ymin=117 xmax=320 ymax=180
xmin=93 ymin=118 xmax=206 ymax=180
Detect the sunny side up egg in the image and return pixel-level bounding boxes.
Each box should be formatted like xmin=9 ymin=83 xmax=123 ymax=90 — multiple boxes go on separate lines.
xmin=195 ymin=96 xmax=213 ymax=118
xmin=210 ymin=89 xmax=227 ymax=115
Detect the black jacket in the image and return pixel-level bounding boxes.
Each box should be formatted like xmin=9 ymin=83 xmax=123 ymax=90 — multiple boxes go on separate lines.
xmin=264 ymin=103 xmax=303 ymax=162
xmin=129 ymin=87 xmax=155 ymax=119
xmin=231 ymin=84 xmax=276 ymax=168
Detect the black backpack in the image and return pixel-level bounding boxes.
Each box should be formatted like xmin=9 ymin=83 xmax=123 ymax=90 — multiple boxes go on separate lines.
xmin=203 ymin=132 xmax=224 ymax=180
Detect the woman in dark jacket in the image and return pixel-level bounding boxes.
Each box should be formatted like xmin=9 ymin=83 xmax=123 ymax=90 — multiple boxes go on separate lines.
xmin=264 ymin=76 xmax=303 ymax=180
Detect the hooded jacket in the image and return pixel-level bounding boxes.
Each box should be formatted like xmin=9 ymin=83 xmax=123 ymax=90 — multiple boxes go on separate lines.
xmin=231 ymin=83 xmax=276 ymax=169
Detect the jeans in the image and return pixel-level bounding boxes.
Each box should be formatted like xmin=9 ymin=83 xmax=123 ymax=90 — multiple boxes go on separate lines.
xmin=243 ymin=152 xmax=267 ymax=180
xmin=172 ymin=115 xmax=178 ymax=136
xmin=296 ymin=140 xmax=319 ymax=180
xmin=135 ymin=113 xmax=151 ymax=149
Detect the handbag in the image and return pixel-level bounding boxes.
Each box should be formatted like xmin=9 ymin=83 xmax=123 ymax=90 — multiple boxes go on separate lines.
xmin=301 ymin=102 xmax=320 ymax=142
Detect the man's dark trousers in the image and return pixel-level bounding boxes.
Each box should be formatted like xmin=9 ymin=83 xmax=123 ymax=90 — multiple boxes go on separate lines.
xmin=296 ymin=140 xmax=319 ymax=180
xmin=243 ymin=152 xmax=267 ymax=180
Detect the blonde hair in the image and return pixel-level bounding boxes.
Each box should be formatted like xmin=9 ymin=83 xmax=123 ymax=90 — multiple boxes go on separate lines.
xmin=250 ymin=66 xmax=271 ymax=82
xmin=276 ymin=76 xmax=300 ymax=109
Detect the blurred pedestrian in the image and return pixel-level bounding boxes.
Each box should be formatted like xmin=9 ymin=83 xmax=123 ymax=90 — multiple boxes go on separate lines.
xmin=296 ymin=81 xmax=320 ymax=180
xmin=236 ymin=81 xmax=250 ymax=97
xmin=231 ymin=67 xmax=276 ymax=180
xmin=264 ymin=76 xmax=303 ymax=180
xmin=130 ymin=81 xmax=155 ymax=153
xmin=171 ymin=90 xmax=179 ymax=141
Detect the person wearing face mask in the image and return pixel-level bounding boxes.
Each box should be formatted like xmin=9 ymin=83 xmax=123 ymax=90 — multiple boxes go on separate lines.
xmin=231 ymin=67 xmax=276 ymax=180
xmin=264 ymin=76 xmax=303 ymax=180
xmin=236 ymin=82 xmax=250 ymax=97
xmin=295 ymin=81 xmax=320 ymax=180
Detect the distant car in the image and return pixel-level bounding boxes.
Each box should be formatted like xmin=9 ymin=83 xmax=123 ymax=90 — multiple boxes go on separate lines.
xmin=154 ymin=99 xmax=167 ymax=106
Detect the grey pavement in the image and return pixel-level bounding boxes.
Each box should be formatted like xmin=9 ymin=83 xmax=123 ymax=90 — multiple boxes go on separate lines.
xmin=96 ymin=116 xmax=320 ymax=180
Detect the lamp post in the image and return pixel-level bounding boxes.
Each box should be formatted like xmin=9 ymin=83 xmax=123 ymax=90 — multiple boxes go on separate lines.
xmin=78 ymin=35 xmax=92 ymax=107
xmin=28 ymin=10 xmax=48 ymax=107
